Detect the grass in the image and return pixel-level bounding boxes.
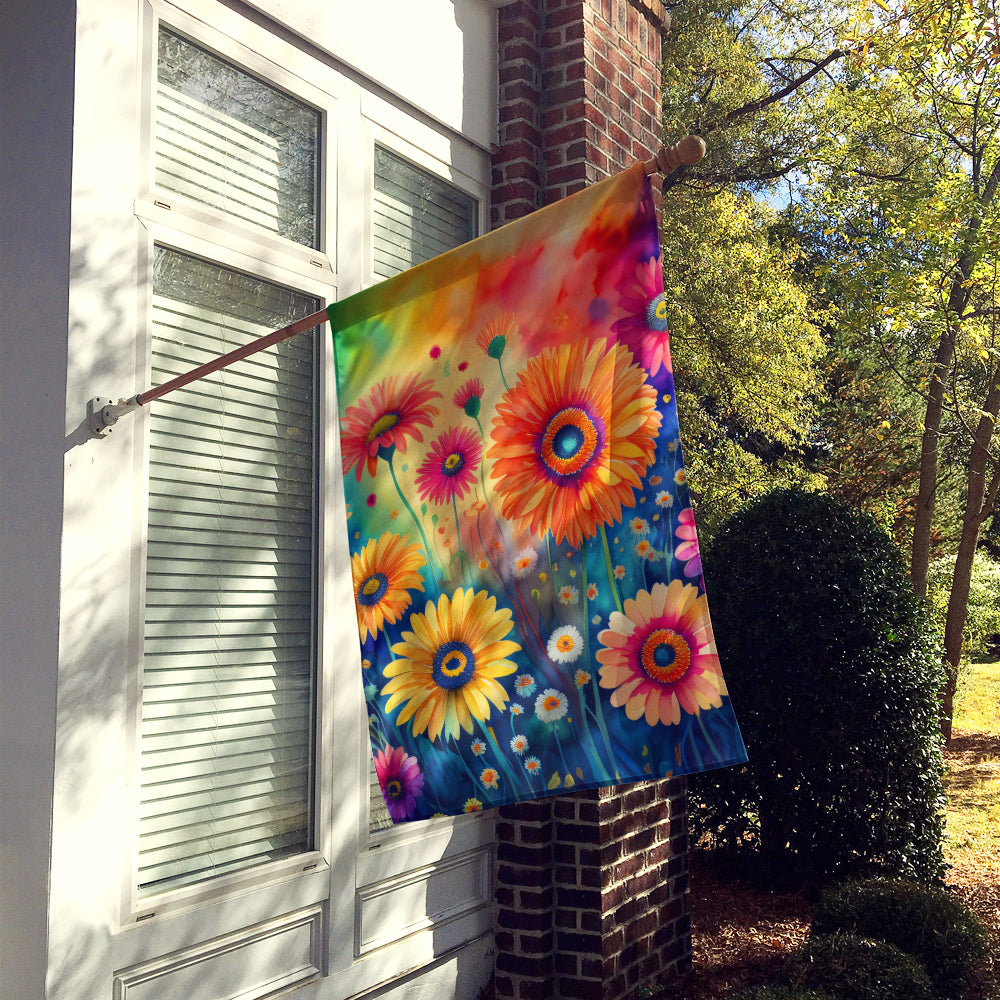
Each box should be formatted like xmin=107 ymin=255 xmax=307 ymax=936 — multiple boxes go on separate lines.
xmin=956 ymin=658 xmax=1000 ymax=733
xmin=942 ymin=659 xmax=1000 ymax=1000
xmin=945 ymin=660 xmax=1000 ymax=869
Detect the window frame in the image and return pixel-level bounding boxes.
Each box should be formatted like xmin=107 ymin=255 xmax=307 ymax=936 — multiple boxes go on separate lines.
xmin=124 ymin=0 xmax=339 ymax=926
xmin=115 ymin=0 xmax=497 ymax=988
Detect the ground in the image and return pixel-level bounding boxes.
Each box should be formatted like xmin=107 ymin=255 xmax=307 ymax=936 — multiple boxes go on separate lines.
xmin=660 ymin=729 xmax=1000 ymax=999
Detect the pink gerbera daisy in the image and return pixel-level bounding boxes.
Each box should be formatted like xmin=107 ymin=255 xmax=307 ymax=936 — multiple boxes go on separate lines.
xmin=341 ymin=373 xmax=442 ymax=481
xmin=374 ymin=745 xmax=424 ymax=823
xmin=610 ymin=257 xmax=672 ymax=376
xmin=675 ymin=507 xmax=702 ymax=579
xmin=453 ymin=377 xmax=485 ymax=418
xmin=415 ymin=426 xmax=483 ymax=505
xmin=597 ymin=580 xmax=725 ymax=727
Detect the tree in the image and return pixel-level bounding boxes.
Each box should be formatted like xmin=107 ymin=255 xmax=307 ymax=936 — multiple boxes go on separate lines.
xmin=657 ymin=1 xmax=849 ymax=535
xmin=660 ymin=188 xmax=825 ymax=535
xmin=802 ymin=0 xmax=1000 ymax=736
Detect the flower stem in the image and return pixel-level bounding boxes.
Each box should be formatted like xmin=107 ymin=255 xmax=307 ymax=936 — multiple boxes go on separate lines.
xmin=579 ymin=551 xmax=614 ymax=780
xmin=387 ymin=452 xmax=439 ymax=580
xmin=696 ymin=711 xmax=722 ymax=760
xmin=600 ymin=525 xmax=624 ymax=614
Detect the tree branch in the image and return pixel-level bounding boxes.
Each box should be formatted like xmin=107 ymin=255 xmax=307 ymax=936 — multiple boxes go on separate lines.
xmin=701 ymin=49 xmax=847 ymax=133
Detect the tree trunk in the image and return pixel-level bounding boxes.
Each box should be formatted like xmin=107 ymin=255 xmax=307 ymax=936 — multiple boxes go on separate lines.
xmin=910 ymin=330 xmax=956 ymax=598
xmin=941 ymin=380 xmax=1000 ymax=740
xmin=909 ymin=160 xmax=1000 ymax=596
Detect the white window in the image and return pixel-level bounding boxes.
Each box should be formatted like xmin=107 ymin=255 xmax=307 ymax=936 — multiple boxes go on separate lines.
xmin=140 ymin=246 xmax=319 ymax=894
xmin=114 ymin=4 xmax=495 ymax=994
xmin=136 ymin=24 xmax=325 ymax=899
xmin=367 ymin=146 xmax=478 ymax=832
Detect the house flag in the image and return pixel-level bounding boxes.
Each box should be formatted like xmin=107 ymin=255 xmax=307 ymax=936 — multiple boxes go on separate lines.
xmin=330 ymin=163 xmax=746 ymax=822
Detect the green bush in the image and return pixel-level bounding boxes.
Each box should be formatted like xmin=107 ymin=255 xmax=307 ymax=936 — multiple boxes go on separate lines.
xmin=791 ymin=933 xmax=934 ymax=1000
xmin=811 ymin=878 xmax=988 ymax=999
xmin=690 ymin=488 xmax=946 ymax=882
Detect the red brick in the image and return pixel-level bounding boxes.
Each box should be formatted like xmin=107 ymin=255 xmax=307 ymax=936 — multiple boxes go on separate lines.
xmin=559 ymin=979 xmax=604 ymax=1000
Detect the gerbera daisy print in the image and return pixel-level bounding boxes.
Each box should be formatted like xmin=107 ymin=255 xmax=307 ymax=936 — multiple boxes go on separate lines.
xmin=675 ymin=507 xmax=703 ymax=579
xmin=534 ymin=688 xmax=569 ymax=723
xmin=597 ymin=580 xmax=725 ymax=727
xmin=488 ymin=340 xmax=660 ymax=548
xmin=340 ymin=372 xmax=441 ymax=482
xmin=547 ymin=625 xmax=583 ymax=664
xmin=383 ymin=588 xmax=521 ymax=742
xmin=610 ymin=256 xmax=673 ymax=376
xmin=374 ymin=746 xmax=424 ymax=823
xmin=453 ymin=377 xmax=485 ymax=417
xmin=415 ymin=426 xmax=483 ymax=506
xmin=351 ymin=533 xmax=426 ymax=642
xmin=332 ymin=163 xmax=745 ymax=822
xmin=514 ymin=674 xmax=537 ymax=697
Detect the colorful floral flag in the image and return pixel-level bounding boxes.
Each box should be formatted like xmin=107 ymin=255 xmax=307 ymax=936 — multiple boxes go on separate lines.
xmin=330 ymin=164 xmax=746 ymax=822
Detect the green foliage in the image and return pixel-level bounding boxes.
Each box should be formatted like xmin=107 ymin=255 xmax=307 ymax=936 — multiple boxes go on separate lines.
xmin=663 ymin=188 xmax=826 ymax=538
xmin=790 ymin=934 xmax=934 ymax=1000
xmin=690 ymin=488 xmax=947 ymax=882
xmin=926 ymin=550 xmax=1000 ymax=659
xmin=811 ymin=878 xmax=988 ymax=999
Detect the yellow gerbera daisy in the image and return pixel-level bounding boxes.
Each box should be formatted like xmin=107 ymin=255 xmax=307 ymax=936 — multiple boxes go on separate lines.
xmin=351 ymin=533 xmax=426 ymax=642
xmin=383 ymin=588 xmax=521 ymax=742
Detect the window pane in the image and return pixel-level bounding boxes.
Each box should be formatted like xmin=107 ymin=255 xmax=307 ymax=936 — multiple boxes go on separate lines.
xmin=139 ymin=247 xmax=318 ymax=895
xmin=372 ymin=146 xmax=477 ymax=279
xmin=156 ymin=28 xmax=320 ymax=248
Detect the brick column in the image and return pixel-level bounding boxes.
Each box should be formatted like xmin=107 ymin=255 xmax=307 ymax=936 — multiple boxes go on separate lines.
xmin=491 ymin=3 xmax=692 ymax=999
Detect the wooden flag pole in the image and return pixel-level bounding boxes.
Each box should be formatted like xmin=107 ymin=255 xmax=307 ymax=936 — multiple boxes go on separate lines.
xmin=642 ymin=134 xmax=706 ymax=176
xmin=88 ymin=137 xmax=705 ymax=437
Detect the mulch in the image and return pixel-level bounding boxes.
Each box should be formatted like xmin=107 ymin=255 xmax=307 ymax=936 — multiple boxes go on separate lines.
xmin=656 ymin=732 xmax=1000 ymax=999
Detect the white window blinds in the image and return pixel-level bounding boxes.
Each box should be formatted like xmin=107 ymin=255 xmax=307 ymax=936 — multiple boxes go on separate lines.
xmin=137 ymin=247 xmax=319 ymax=895
xmin=368 ymin=148 xmax=478 ymax=831
xmin=372 ymin=145 xmax=477 ymax=279
xmin=156 ymin=28 xmax=320 ymax=248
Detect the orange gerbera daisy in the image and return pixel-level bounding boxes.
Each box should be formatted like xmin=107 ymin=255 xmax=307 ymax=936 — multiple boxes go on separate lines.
xmin=487 ymin=340 xmax=660 ymax=547
xmin=351 ymin=533 xmax=426 ymax=642
xmin=596 ymin=580 xmax=726 ymax=727
xmin=341 ymin=373 xmax=442 ymax=481
xmin=383 ymin=588 xmax=521 ymax=742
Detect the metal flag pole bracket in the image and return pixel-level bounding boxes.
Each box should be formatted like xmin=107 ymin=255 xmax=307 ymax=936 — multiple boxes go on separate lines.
xmin=86 ymin=135 xmax=704 ymax=440
xmin=88 ymin=395 xmax=141 ymax=438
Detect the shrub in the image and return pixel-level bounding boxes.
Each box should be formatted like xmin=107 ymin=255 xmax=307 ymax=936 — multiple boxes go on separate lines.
xmin=791 ymin=933 xmax=934 ymax=1000
xmin=811 ymin=878 xmax=988 ymax=999
xmin=690 ymin=488 xmax=946 ymax=882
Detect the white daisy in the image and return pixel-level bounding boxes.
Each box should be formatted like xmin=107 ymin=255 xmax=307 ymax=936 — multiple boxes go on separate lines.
xmin=546 ymin=624 xmax=584 ymax=664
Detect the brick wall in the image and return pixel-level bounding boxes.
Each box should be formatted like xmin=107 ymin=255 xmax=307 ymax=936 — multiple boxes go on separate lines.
xmin=490 ymin=4 xmax=692 ymax=998
xmin=492 ymin=0 xmax=668 ymax=227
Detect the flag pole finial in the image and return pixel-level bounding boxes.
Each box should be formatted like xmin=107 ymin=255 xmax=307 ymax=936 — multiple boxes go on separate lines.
xmin=643 ymin=135 xmax=706 ymax=176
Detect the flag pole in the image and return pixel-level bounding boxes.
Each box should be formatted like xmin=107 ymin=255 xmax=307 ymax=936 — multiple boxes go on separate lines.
xmin=87 ymin=306 xmax=330 ymax=437
xmin=642 ymin=134 xmax=706 ymax=176
xmin=88 ymin=136 xmax=705 ymax=437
